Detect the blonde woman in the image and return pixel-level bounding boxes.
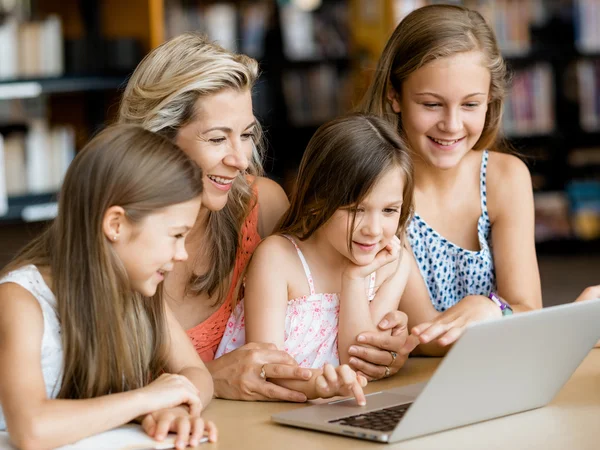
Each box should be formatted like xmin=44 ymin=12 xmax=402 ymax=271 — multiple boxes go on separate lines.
xmin=118 ymin=33 xmax=415 ymax=399
xmin=0 ymin=125 xmax=216 ymax=450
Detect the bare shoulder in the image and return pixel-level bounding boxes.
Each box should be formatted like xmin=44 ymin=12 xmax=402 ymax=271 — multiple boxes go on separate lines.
xmin=486 ymin=151 xmax=532 ymax=187
xmin=253 ymin=176 xmax=290 ymax=238
xmin=250 ymin=234 xmax=297 ymax=267
xmin=486 ymin=151 xmax=533 ymax=220
xmin=0 ymin=282 xmax=44 ymax=339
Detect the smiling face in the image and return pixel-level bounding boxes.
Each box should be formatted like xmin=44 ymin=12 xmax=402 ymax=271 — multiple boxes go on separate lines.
xmin=391 ymin=51 xmax=491 ymax=170
xmin=319 ymin=166 xmax=405 ymax=266
xmin=111 ymin=198 xmax=201 ymax=296
xmin=175 ymin=88 xmax=256 ymax=211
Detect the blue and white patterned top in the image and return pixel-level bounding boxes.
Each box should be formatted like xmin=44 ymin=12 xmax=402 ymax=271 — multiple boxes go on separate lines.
xmin=407 ymin=150 xmax=496 ymax=312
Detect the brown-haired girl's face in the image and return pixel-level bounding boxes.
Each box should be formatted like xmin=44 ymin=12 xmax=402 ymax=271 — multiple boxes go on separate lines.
xmin=390 ymin=51 xmax=490 ymax=170
xmin=319 ymin=166 xmax=405 ymax=266
xmin=175 ymin=88 xmax=256 ymax=212
xmin=110 ymin=198 xmax=201 ymax=296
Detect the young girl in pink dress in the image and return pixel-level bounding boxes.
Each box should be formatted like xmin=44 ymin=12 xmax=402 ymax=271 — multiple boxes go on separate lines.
xmin=217 ymin=114 xmax=416 ymax=403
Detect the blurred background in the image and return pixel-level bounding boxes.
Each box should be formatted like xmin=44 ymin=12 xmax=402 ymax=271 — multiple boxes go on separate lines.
xmin=0 ymin=0 xmax=598 ymax=305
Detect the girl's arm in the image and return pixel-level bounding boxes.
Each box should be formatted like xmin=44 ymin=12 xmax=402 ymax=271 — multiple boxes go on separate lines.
xmin=0 ymin=283 xmax=202 ymax=450
xmin=405 ymin=154 xmax=543 ymax=354
xmin=244 ymin=237 xmax=365 ymax=403
xmin=164 ymin=305 xmax=213 ymax=409
xmin=338 ymin=237 xmax=410 ymax=365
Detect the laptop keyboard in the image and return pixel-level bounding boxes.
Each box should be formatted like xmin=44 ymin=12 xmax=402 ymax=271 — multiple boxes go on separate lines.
xmin=328 ymin=403 xmax=411 ymax=432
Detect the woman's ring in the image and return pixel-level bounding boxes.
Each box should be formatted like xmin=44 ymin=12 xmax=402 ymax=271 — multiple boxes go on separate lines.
xmin=260 ymin=365 xmax=266 ymax=379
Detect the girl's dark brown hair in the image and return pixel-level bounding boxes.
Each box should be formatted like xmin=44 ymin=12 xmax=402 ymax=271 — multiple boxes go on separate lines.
xmin=277 ymin=113 xmax=414 ymax=250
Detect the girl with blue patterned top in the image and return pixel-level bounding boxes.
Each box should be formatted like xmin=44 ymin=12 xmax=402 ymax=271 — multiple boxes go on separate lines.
xmin=358 ymin=4 xmax=542 ymax=356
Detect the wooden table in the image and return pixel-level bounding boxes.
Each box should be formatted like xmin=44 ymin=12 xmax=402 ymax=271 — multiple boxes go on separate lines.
xmin=200 ymin=349 xmax=600 ymax=449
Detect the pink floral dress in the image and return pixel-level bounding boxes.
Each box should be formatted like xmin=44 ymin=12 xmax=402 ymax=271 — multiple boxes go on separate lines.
xmin=215 ymin=235 xmax=376 ymax=368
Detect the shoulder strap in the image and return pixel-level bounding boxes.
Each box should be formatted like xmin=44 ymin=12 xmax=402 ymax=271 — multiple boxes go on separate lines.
xmin=281 ymin=235 xmax=316 ymax=296
xmin=479 ymin=150 xmax=489 ymax=215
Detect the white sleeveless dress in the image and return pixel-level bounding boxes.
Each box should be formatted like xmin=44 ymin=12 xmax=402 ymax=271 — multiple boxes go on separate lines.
xmin=0 ymin=265 xmax=63 ymax=430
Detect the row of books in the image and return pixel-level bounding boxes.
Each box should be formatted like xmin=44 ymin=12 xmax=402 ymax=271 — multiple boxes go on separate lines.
xmin=502 ymin=63 xmax=555 ymax=137
xmin=392 ymin=0 xmax=546 ymax=56
xmin=0 ymin=15 xmax=64 ymax=80
xmin=535 ymin=183 xmax=600 ymax=242
xmin=0 ymin=121 xmax=74 ymax=206
xmin=281 ymin=65 xmax=351 ymax=127
xmin=164 ymin=0 xmax=349 ymax=61
xmin=577 ymin=59 xmax=600 ymax=132
xmin=574 ymin=0 xmax=600 ymax=53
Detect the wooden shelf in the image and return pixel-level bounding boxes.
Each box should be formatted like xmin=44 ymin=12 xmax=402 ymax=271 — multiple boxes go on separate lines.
xmin=0 ymin=75 xmax=128 ymax=100
xmin=0 ymin=193 xmax=58 ymax=225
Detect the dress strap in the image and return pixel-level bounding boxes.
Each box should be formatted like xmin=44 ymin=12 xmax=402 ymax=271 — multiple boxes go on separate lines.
xmin=368 ymin=272 xmax=377 ymax=301
xmin=281 ymin=235 xmax=316 ymax=296
xmin=479 ymin=150 xmax=489 ymax=216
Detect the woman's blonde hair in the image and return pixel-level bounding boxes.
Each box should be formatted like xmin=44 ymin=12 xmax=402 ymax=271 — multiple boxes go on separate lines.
xmin=359 ymin=4 xmax=509 ymax=152
xmin=2 ymin=124 xmax=204 ymax=399
xmin=118 ymin=32 xmax=263 ymax=303
xmin=278 ymin=113 xmax=414 ymax=250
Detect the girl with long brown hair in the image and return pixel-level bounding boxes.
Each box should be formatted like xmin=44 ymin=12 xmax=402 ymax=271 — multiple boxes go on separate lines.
xmin=359 ymin=4 xmax=542 ymax=356
xmin=217 ymin=114 xmax=418 ymax=399
xmin=0 ymin=125 xmax=216 ymax=449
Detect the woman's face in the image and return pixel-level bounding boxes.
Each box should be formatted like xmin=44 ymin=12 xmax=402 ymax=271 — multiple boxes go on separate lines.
xmin=176 ymin=88 xmax=257 ymax=212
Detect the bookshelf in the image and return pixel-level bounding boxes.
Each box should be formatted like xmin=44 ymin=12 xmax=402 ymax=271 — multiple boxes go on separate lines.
xmin=1 ymin=0 xmax=600 ymax=268
xmin=0 ymin=0 xmax=159 ymax=267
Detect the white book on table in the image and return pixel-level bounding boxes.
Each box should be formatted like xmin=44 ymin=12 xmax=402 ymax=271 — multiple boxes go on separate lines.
xmin=0 ymin=424 xmax=189 ymax=449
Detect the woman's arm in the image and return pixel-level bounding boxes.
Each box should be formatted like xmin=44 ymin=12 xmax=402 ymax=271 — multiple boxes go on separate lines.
xmin=254 ymin=176 xmax=290 ymax=238
xmin=0 ymin=283 xmax=200 ymax=450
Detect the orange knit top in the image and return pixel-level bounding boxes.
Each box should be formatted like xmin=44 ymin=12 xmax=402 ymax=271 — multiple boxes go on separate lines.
xmin=186 ymin=197 xmax=261 ymax=361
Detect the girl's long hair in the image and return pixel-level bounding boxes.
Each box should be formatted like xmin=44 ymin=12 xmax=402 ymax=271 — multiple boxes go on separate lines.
xmin=278 ymin=113 xmax=414 ymax=251
xmin=2 ymin=124 xmax=204 ymax=399
xmin=358 ymin=4 xmax=509 ymax=152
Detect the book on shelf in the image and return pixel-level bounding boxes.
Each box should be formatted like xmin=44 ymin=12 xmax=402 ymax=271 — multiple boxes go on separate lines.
xmin=577 ymin=59 xmax=600 ymax=132
xmin=574 ymin=0 xmax=600 ymax=53
xmin=534 ymin=191 xmax=572 ymax=242
xmin=567 ymin=180 xmax=600 ymax=241
xmin=0 ymin=135 xmax=7 ymax=216
xmin=503 ymin=63 xmax=554 ymax=137
xmin=0 ymin=121 xmax=75 ymax=209
xmin=0 ymin=15 xmax=64 ymax=80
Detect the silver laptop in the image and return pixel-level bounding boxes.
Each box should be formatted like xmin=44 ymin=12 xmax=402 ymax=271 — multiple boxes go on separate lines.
xmin=272 ymin=299 xmax=600 ymax=443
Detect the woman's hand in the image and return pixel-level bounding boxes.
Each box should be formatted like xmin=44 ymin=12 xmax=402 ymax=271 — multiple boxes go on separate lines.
xmin=411 ymin=295 xmax=501 ymax=347
xmin=348 ymin=310 xmax=420 ymax=381
xmin=343 ymin=236 xmax=401 ymax=280
xmin=314 ymin=364 xmax=367 ymax=406
xmin=207 ymin=342 xmax=312 ymax=402
xmin=140 ymin=373 xmax=203 ymax=417
xmin=141 ymin=406 xmax=217 ymax=448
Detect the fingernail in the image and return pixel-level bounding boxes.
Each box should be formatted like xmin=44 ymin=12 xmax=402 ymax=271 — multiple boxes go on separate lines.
xmin=357 ymin=335 xmax=366 ymax=342
xmin=380 ymin=319 xmax=389 ymax=327
xmin=349 ymin=346 xmax=357 ymax=353
xmin=176 ymin=441 xmax=183 ymax=449
xmin=190 ymin=439 xmax=198 ymax=447
xmin=302 ymin=370 xmax=312 ymax=379
xmin=350 ymin=357 xmax=358 ymax=364
xmin=359 ymin=400 xmax=366 ymax=406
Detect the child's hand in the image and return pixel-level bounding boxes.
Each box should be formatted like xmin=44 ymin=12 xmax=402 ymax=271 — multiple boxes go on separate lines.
xmin=141 ymin=406 xmax=217 ymax=448
xmin=343 ymin=236 xmax=402 ymax=280
xmin=314 ymin=364 xmax=368 ymax=406
xmin=575 ymin=285 xmax=600 ymax=303
xmin=140 ymin=373 xmax=203 ymax=417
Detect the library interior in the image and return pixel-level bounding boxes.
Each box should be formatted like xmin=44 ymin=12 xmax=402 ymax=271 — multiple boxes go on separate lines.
xmin=1 ymin=0 xmax=598 ymax=305
xmin=1 ymin=0 xmax=600 ymax=449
